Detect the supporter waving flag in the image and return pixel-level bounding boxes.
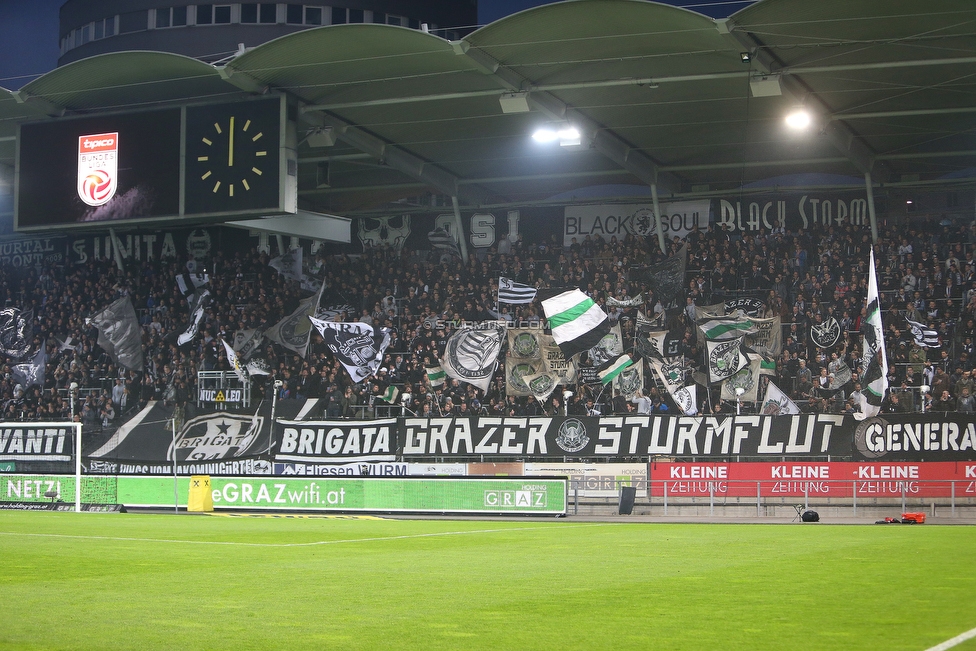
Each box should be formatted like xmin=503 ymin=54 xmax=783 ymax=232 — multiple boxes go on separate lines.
xmin=89 ymin=296 xmax=144 ymax=372
xmin=220 ymin=337 xmax=247 ymax=384
xmin=539 ymin=288 xmax=610 ymax=360
xmin=905 ymin=318 xmax=940 ymax=348
xmin=427 ymin=226 xmax=462 ymax=258
xmin=497 ymin=277 xmax=537 ymax=304
xmin=854 ymin=249 xmax=889 ymax=420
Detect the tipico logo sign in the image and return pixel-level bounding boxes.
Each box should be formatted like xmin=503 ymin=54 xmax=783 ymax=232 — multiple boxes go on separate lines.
xmin=77 ymin=132 xmax=118 ymax=206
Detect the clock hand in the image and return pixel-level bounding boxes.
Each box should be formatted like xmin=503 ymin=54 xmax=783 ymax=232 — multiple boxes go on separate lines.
xmin=228 ymin=116 xmax=235 ymax=167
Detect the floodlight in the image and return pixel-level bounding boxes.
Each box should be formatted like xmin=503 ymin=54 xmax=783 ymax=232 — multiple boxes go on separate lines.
xmin=532 ymin=124 xmax=582 ymax=147
xmin=785 ymin=108 xmax=812 ymax=130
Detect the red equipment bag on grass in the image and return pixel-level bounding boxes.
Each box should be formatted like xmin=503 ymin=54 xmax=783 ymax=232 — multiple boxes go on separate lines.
xmin=901 ymin=512 xmax=926 ymax=524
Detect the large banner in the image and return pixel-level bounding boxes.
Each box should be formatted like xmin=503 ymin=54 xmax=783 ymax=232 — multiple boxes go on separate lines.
xmin=85 ymin=400 xmax=308 ymax=475
xmin=851 ymin=414 xmax=976 ymax=461
xmin=275 ymin=418 xmax=397 ymax=463
xmin=650 ymin=461 xmax=976 ymax=499
xmin=0 ymin=424 xmax=74 ymax=462
xmin=66 ymin=412 xmax=976 ymax=474
xmin=716 ymin=192 xmax=870 ymax=234
xmin=563 ymin=201 xmax=709 ymax=246
xmin=0 ymin=236 xmax=66 ymax=267
xmin=399 ymin=414 xmax=852 ymax=458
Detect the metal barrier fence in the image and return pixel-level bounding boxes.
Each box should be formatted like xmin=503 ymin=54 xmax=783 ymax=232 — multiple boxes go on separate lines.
xmin=568 ymin=478 xmax=976 ymax=518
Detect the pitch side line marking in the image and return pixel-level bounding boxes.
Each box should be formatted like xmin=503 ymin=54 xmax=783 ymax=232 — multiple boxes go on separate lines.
xmin=0 ymin=523 xmax=607 ymax=548
xmin=924 ymin=626 xmax=976 ymax=651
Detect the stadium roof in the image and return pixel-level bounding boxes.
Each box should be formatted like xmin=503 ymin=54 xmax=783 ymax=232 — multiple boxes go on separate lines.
xmin=1 ymin=0 xmax=975 ymax=220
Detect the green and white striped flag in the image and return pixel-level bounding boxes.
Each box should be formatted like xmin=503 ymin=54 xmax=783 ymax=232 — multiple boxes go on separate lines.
xmin=426 ymin=365 xmax=446 ymax=387
xmin=381 ymin=385 xmax=400 ymax=404
xmin=539 ymin=288 xmax=611 ymax=359
xmin=597 ymin=353 xmax=633 ymax=385
xmin=698 ymin=318 xmax=757 ymax=341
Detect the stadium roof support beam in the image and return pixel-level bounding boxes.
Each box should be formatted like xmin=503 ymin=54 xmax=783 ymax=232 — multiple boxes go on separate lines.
xmin=216 ymin=64 xmax=269 ymax=94
xmin=717 ymin=18 xmax=889 ymax=181
xmin=456 ymin=42 xmax=682 ymax=197
xmin=300 ymin=108 xmax=460 ymax=198
xmin=10 ymin=90 xmax=64 ymax=117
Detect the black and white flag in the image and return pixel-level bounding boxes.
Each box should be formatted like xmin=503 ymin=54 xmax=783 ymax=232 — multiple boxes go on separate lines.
xmin=176 ymin=288 xmax=211 ymax=347
xmin=498 ymin=277 xmax=537 ymax=304
xmin=0 ymin=307 xmax=33 ymax=359
xmin=636 ymin=310 xmax=665 ymax=333
xmin=810 ymin=317 xmax=841 ymax=349
xmin=630 ymin=243 xmax=687 ymax=307
xmin=265 ymin=285 xmax=324 ymax=358
xmin=428 ymin=226 xmax=462 ymax=258
xmin=906 ymin=318 xmax=940 ymax=348
xmin=232 ymin=329 xmax=264 ymax=361
xmin=12 ymin=345 xmax=46 ymax=388
xmin=442 ymin=325 xmax=504 ymax=392
xmin=89 ymin=296 xmax=145 ymax=372
xmin=606 ymin=294 xmax=643 ymax=308
xmin=309 ymin=317 xmax=391 ymax=383
xmin=270 ymin=247 xmax=303 ymax=282
xmin=176 ymin=272 xmax=209 ymax=297
xmin=705 ymin=337 xmax=747 ymax=384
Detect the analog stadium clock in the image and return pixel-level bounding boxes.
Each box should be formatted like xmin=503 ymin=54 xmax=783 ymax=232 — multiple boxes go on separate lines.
xmin=184 ymin=97 xmax=284 ymax=216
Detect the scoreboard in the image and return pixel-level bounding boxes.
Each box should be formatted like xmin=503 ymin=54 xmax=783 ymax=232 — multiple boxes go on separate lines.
xmin=15 ymin=96 xmax=295 ymax=231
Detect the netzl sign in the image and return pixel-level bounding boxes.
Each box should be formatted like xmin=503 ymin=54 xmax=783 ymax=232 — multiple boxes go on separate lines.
xmin=399 ymin=415 xmax=850 ymax=458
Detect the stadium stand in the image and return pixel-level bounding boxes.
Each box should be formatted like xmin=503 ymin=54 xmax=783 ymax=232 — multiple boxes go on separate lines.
xmin=2 ymin=213 xmax=975 ymax=437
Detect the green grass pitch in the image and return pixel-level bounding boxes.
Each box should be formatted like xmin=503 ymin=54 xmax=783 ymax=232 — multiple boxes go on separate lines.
xmin=0 ymin=512 xmax=974 ymax=651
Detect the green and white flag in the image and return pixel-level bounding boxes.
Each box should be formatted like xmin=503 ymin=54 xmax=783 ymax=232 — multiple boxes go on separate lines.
xmin=522 ymin=371 xmax=560 ymax=402
xmin=720 ymin=355 xmax=762 ymax=402
xmin=698 ymin=318 xmax=758 ymax=341
xmin=613 ymin=359 xmax=643 ymax=398
xmin=426 ymin=365 xmax=446 ymax=387
xmin=597 ymin=353 xmax=633 ymax=385
xmin=705 ymin=337 xmax=747 ymax=383
xmin=381 ymin=385 xmax=400 ymax=404
xmin=539 ymin=288 xmax=611 ymax=360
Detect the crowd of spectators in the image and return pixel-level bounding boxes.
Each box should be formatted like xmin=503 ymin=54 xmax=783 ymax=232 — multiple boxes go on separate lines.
xmin=2 ymin=214 xmax=976 ymax=430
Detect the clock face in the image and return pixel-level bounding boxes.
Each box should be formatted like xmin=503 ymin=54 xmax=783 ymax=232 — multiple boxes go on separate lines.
xmin=184 ymin=98 xmax=282 ymax=216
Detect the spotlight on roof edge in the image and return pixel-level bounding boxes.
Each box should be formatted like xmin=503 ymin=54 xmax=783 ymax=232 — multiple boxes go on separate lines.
xmin=532 ymin=125 xmax=582 ymax=147
xmin=784 ymin=108 xmax=812 ymax=130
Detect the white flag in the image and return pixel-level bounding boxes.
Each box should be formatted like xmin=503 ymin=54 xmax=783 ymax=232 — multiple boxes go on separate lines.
xmin=760 ymin=380 xmax=801 ymax=415
xmin=221 ymin=337 xmax=247 ymax=384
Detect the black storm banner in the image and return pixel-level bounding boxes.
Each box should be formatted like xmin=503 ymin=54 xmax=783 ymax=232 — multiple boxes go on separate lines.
xmin=399 ymin=414 xmax=853 ymax=458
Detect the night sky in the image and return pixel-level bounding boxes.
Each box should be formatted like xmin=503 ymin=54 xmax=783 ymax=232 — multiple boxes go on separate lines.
xmin=0 ymin=0 xmax=748 ymax=90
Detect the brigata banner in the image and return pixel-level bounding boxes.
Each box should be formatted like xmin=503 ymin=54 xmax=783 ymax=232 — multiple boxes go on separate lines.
xmin=399 ymin=415 xmax=851 ymax=458
xmin=275 ymin=419 xmax=397 ymax=463
xmin=649 ymin=461 xmax=976 ymax=499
